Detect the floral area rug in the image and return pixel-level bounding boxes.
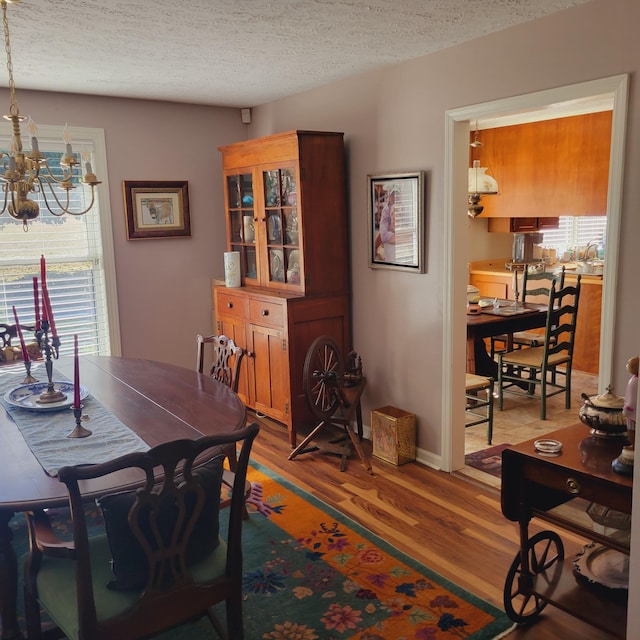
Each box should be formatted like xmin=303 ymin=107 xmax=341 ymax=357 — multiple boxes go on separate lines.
xmin=10 ymin=460 xmax=514 ymax=640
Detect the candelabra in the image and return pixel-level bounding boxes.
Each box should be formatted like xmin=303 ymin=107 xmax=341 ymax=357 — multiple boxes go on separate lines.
xmin=35 ymin=320 xmax=65 ymax=405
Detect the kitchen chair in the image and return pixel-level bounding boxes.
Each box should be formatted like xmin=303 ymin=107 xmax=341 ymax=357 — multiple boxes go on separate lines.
xmin=23 ymin=423 xmax=259 ymax=640
xmin=465 ymin=373 xmax=494 ymax=444
xmin=196 ymin=334 xmax=251 ymax=516
xmin=490 ymin=266 xmax=566 ymax=358
xmin=196 ymin=334 xmax=244 ymax=392
xmin=497 ymin=277 xmax=581 ymax=420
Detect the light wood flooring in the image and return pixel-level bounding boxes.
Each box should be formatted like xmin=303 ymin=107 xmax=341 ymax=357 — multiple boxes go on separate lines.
xmin=249 ymin=375 xmax=621 ymax=640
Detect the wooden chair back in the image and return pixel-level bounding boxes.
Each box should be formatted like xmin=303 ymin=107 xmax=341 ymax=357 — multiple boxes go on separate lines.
xmin=196 ymin=334 xmax=244 ymax=392
xmin=24 ymin=423 xmax=259 ymax=640
xmin=521 ymin=266 xmax=565 ymax=304
xmin=543 ymin=278 xmax=581 ymax=361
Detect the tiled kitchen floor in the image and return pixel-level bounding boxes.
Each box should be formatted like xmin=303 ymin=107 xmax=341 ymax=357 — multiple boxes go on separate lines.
xmin=463 ymin=369 xmax=600 ymax=487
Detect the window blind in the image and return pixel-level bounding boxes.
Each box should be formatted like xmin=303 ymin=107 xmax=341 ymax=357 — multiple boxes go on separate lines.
xmin=0 ymin=138 xmax=111 ymax=357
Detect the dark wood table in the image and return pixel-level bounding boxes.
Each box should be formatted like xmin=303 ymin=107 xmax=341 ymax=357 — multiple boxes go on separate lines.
xmin=501 ymin=424 xmax=632 ymax=638
xmin=0 ymin=356 xmax=246 ymax=640
xmin=466 ymin=302 xmax=548 ymax=376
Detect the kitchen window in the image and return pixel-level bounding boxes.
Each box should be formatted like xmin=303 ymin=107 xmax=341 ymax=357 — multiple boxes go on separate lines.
xmin=0 ymin=125 xmax=119 ymax=357
xmin=540 ymin=216 xmax=607 ymax=260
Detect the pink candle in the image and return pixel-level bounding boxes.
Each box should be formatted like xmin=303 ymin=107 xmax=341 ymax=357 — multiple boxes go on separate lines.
xmin=40 ymin=255 xmax=47 ymax=287
xmin=12 ymin=306 xmax=30 ymax=363
xmin=33 ymin=277 xmax=40 ymax=330
xmin=73 ymin=334 xmax=80 ymax=408
xmin=42 ymin=284 xmax=58 ymax=339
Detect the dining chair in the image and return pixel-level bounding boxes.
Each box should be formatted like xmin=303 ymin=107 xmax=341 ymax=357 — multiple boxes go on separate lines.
xmin=196 ymin=334 xmax=244 ymax=392
xmin=465 ymin=373 xmax=494 ymax=444
xmin=23 ymin=423 xmax=260 ymax=640
xmin=490 ymin=266 xmax=566 ymax=358
xmin=497 ymin=277 xmax=581 ymax=420
xmin=196 ymin=334 xmax=250 ymax=516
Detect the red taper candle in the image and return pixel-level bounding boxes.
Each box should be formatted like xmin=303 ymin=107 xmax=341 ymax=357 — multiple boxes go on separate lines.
xmin=42 ymin=284 xmax=58 ymax=339
xmin=73 ymin=334 xmax=80 ymax=408
xmin=33 ymin=277 xmax=40 ymax=330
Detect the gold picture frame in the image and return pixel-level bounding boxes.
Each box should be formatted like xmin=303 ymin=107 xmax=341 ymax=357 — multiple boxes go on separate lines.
xmin=123 ymin=181 xmax=191 ymax=239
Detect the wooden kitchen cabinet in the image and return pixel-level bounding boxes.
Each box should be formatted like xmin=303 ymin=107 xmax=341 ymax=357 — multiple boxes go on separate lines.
xmin=487 ymin=217 xmax=559 ymax=233
xmin=215 ymin=131 xmax=351 ymax=447
xmin=476 ymin=111 xmax=612 ymax=219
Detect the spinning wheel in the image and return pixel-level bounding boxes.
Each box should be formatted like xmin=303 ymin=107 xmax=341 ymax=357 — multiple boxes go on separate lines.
xmin=289 ymin=336 xmax=372 ymax=474
xmin=503 ymin=530 xmax=564 ymax=623
xmin=303 ymin=336 xmax=345 ymax=421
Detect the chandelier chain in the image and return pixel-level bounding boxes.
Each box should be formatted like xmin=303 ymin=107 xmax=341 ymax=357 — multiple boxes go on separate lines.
xmin=1 ymin=1 xmax=18 ymax=117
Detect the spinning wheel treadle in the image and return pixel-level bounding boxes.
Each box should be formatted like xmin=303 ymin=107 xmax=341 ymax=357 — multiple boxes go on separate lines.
xmin=289 ymin=336 xmax=373 ymax=474
xmin=303 ymin=336 xmax=345 ymax=421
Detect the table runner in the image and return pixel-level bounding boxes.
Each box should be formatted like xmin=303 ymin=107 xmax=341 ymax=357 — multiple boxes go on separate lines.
xmin=0 ymin=362 xmax=149 ymax=477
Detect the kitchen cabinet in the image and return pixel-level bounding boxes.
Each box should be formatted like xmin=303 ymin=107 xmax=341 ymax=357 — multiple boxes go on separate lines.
xmin=215 ymin=131 xmax=351 ymax=447
xmin=475 ymin=111 xmax=612 ymax=218
xmin=487 ymin=217 xmax=559 ymax=233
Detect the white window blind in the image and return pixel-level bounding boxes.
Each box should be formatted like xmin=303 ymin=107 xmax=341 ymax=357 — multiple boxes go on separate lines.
xmin=541 ymin=216 xmax=607 ymax=259
xmin=0 ymin=126 xmax=117 ymax=358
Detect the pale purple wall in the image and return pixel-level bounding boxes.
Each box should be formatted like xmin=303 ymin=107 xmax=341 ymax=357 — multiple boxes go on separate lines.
xmin=249 ymin=0 xmax=640 ymax=455
xmin=1 ymin=90 xmax=247 ymax=369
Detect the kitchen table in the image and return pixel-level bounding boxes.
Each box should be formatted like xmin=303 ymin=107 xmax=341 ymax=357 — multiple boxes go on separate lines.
xmin=466 ymin=302 xmax=548 ymax=376
xmin=0 ymin=356 xmax=247 ymax=640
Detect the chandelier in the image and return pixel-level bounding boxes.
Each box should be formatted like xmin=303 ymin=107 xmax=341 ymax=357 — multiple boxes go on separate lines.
xmin=0 ymin=0 xmax=100 ymax=231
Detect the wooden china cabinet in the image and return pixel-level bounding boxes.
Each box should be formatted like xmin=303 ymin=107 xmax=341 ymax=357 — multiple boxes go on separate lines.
xmin=214 ymin=130 xmax=351 ymax=447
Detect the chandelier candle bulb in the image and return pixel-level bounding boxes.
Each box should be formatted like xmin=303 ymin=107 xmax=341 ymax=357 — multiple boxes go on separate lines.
xmin=63 ymin=124 xmax=72 ymax=155
xmin=11 ymin=305 xmax=29 ymax=363
xmin=28 ymin=117 xmax=39 ymax=153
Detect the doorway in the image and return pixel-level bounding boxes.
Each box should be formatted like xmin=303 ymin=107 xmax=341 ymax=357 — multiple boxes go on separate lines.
xmin=442 ymin=74 xmax=629 ymax=473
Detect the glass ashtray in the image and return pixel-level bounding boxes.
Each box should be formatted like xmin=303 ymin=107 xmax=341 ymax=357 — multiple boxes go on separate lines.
xmin=534 ymin=438 xmax=563 ymax=456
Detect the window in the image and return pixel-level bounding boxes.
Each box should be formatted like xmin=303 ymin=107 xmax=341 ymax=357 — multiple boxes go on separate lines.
xmin=0 ymin=125 xmax=119 ymax=358
xmin=541 ymin=216 xmax=607 ymax=260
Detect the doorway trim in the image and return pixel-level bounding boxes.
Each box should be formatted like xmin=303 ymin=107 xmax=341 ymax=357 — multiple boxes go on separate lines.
xmin=442 ymin=74 xmax=629 ymax=472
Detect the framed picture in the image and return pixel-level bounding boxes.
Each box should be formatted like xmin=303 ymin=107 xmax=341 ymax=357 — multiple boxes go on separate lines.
xmin=123 ymin=181 xmax=191 ymax=239
xmin=368 ymin=171 xmax=425 ymax=272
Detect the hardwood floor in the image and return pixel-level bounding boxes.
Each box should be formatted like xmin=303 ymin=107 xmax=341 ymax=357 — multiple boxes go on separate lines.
xmin=249 ymin=392 xmax=621 ymax=640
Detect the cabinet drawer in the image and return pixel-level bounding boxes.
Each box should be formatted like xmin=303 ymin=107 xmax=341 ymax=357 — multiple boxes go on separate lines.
xmin=215 ymin=290 xmax=248 ymax=319
xmin=249 ymin=299 xmax=284 ymax=327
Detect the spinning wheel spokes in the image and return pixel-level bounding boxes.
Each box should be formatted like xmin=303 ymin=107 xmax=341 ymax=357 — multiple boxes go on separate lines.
xmin=303 ymin=336 xmax=344 ymax=421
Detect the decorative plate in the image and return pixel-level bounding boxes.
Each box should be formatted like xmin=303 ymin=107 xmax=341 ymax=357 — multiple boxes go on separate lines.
xmin=270 ymin=249 xmax=284 ymax=282
xmin=4 ymin=381 xmax=89 ymax=412
xmin=573 ymin=542 xmax=629 ymax=593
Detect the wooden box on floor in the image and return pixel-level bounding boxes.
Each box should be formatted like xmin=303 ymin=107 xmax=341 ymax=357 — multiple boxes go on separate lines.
xmin=371 ymin=406 xmax=416 ymax=465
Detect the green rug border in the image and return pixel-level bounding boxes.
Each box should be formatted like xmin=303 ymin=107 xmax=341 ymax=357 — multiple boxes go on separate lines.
xmin=251 ymin=459 xmax=513 ymax=639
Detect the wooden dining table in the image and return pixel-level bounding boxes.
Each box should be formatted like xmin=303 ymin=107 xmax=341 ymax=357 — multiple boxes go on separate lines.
xmin=466 ymin=302 xmax=548 ymax=377
xmin=0 ymin=355 xmax=247 ymax=640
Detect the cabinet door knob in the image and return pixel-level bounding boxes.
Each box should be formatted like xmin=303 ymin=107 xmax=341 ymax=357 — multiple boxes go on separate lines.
xmin=261 ymin=309 xmax=269 ymax=316
xmin=227 ymin=302 xmax=233 ymax=309
xmin=566 ymin=478 xmax=581 ymax=494
xmin=247 ymin=351 xmax=254 ymax=358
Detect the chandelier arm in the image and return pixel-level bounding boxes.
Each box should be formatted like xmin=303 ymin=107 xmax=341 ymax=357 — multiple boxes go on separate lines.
xmin=37 ymin=158 xmax=76 ymax=185
xmin=0 ymin=180 xmax=8 ymax=215
xmin=35 ymin=176 xmax=96 ymax=216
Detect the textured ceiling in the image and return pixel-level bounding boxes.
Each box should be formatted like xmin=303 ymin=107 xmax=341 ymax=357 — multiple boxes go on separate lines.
xmin=3 ymin=0 xmax=592 ymax=108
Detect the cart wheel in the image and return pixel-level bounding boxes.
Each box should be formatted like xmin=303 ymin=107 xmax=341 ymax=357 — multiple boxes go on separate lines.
xmin=303 ymin=336 xmax=344 ymax=421
xmin=503 ymin=530 xmax=564 ymax=624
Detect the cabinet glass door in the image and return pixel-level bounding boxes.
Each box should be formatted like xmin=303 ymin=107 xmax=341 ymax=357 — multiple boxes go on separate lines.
xmin=263 ymin=167 xmax=300 ymax=286
xmin=227 ymin=173 xmax=257 ymax=281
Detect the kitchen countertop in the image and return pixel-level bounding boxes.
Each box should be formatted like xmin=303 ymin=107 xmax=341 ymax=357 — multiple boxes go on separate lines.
xmin=469 ymin=259 xmax=603 ymax=283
